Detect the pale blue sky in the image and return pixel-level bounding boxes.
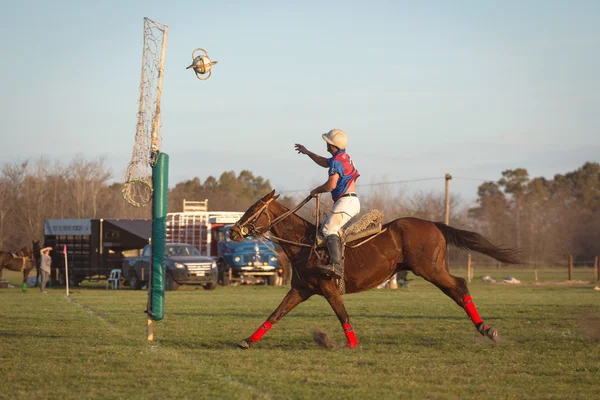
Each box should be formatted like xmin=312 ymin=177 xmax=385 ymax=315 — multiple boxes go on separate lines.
xmin=1 ymin=0 xmax=598 ymax=203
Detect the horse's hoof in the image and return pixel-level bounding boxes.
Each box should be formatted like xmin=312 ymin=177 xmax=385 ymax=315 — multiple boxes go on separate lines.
xmin=486 ymin=327 xmax=499 ymax=343
xmin=236 ymin=339 xmax=251 ymax=349
xmin=477 ymin=324 xmax=499 ymax=343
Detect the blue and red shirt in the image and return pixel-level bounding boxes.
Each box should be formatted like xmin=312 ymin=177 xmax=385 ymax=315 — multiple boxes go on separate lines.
xmin=327 ymin=149 xmax=360 ymax=201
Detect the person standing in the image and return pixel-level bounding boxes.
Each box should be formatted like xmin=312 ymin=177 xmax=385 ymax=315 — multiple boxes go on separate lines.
xmin=39 ymin=247 xmax=52 ymax=293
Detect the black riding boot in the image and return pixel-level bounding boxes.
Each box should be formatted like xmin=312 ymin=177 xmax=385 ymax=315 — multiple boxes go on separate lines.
xmin=315 ymin=235 xmax=344 ymax=279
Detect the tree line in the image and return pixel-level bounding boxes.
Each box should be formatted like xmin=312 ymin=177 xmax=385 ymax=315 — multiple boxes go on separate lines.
xmin=1 ymin=155 xmax=598 ymax=266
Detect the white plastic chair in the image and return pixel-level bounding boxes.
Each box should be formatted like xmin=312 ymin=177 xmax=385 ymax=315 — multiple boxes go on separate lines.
xmin=106 ymin=269 xmax=122 ymax=289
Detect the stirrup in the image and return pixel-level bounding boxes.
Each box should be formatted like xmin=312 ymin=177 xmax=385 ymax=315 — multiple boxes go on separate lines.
xmin=314 ymin=263 xmax=343 ymax=279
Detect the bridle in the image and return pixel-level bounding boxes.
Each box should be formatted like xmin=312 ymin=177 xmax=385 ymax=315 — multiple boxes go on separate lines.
xmin=232 ymin=195 xmax=326 ymax=286
xmin=233 ymin=195 xmax=313 ymax=240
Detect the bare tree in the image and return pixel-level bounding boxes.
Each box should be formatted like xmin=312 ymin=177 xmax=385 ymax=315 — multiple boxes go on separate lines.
xmin=0 ymin=161 xmax=28 ymax=248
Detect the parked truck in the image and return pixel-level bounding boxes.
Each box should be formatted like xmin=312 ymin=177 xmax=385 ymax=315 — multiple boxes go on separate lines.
xmin=122 ymin=243 xmax=218 ymax=291
xmin=166 ymin=210 xmax=282 ymax=285
xmin=216 ymin=225 xmax=282 ymax=286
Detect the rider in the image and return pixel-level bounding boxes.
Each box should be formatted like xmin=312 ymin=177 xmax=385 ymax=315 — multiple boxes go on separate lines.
xmin=295 ymin=128 xmax=360 ymax=279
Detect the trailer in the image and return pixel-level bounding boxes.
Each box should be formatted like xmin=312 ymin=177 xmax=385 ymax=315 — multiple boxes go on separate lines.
xmin=166 ymin=210 xmax=283 ymax=285
xmin=166 ymin=211 xmax=244 ymax=256
xmin=44 ymin=218 xmax=151 ymax=285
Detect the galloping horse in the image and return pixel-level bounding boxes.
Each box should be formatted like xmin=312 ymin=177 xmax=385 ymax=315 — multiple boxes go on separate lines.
xmin=231 ymin=190 xmax=523 ymax=348
xmin=0 ymin=246 xmax=36 ymax=290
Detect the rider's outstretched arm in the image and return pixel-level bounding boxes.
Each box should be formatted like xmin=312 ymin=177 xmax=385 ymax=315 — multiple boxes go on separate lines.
xmin=305 ymin=150 xmax=328 ymax=168
xmin=295 ymin=144 xmax=328 ymax=168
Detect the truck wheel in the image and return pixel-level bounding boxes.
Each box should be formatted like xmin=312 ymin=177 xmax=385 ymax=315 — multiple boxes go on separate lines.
xmin=165 ymin=273 xmax=180 ymax=291
xmin=203 ymin=282 xmax=216 ymax=291
xmin=128 ymin=269 xmax=141 ymax=290
xmin=267 ymin=274 xmax=277 ymax=286
xmin=222 ymin=272 xmax=230 ymax=286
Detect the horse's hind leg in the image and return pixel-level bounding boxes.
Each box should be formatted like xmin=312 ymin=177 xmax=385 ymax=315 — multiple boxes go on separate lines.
xmin=237 ymin=287 xmax=312 ymax=349
xmin=21 ymin=265 xmax=30 ymax=292
xmin=414 ymin=262 xmax=499 ymax=343
xmin=319 ymin=279 xmax=358 ymax=348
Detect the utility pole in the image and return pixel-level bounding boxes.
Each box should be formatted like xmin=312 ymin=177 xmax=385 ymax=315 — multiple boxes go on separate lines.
xmin=444 ymin=173 xmax=452 ymax=225
xmin=444 ymin=173 xmax=452 ymax=272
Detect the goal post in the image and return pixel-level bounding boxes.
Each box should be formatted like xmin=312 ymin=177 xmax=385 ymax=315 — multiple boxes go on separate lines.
xmin=147 ymin=152 xmax=169 ymax=322
xmin=121 ymin=17 xmax=169 ymax=340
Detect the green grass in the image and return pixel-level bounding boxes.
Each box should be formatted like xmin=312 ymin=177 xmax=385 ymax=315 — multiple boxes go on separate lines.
xmin=1 ymin=269 xmax=599 ymax=399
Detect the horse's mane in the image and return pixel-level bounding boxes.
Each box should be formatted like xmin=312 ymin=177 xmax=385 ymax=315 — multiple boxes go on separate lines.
xmin=273 ymin=200 xmax=316 ymax=230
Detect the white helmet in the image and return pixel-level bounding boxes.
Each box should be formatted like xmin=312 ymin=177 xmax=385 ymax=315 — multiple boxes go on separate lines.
xmin=322 ymin=129 xmax=347 ymax=149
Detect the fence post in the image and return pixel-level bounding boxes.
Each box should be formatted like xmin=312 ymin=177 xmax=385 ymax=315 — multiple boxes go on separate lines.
xmin=467 ymin=254 xmax=472 ymax=283
xmin=568 ymin=255 xmax=573 ymax=281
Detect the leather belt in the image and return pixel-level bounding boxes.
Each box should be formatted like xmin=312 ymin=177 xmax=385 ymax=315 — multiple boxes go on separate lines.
xmin=340 ymin=193 xmax=358 ymax=198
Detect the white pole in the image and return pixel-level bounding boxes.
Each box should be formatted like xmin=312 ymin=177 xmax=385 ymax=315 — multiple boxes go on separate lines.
xmin=467 ymin=253 xmax=472 ymax=283
xmin=64 ymin=245 xmax=69 ymax=297
xmin=147 ymin=319 xmax=153 ymax=341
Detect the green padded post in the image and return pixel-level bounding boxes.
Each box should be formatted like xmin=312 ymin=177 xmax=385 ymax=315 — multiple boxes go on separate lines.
xmin=148 ymin=152 xmax=169 ymax=321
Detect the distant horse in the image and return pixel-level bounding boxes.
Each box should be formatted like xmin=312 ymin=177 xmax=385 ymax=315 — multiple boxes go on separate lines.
xmin=231 ymin=191 xmax=523 ymax=349
xmin=0 ymin=246 xmax=36 ymax=290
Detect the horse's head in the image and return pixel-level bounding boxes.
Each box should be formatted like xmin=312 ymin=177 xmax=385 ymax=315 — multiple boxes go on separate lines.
xmin=230 ymin=190 xmax=280 ymax=242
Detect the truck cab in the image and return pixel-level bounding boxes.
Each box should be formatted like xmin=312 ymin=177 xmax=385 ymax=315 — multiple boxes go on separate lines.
xmin=216 ymin=225 xmax=281 ymax=285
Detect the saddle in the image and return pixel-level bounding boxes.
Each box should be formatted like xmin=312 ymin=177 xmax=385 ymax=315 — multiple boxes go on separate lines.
xmin=316 ymin=209 xmax=385 ymax=248
xmin=313 ymin=209 xmax=385 ymax=295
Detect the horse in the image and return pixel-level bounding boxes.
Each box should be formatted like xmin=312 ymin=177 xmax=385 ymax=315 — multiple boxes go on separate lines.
xmin=230 ymin=190 xmax=523 ymax=349
xmin=0 ymin=246 xmax=36 ymax=290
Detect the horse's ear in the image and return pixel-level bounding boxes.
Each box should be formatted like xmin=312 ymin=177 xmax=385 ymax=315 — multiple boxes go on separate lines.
xmin=262 ymin=190 xmax=276 ymax=201
xmin=272 ymin=194 xmax=280 ymax=201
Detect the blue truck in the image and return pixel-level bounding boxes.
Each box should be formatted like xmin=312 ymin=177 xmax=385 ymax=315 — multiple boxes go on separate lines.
xmin=216 ymin=225 xmax=282 ymax=286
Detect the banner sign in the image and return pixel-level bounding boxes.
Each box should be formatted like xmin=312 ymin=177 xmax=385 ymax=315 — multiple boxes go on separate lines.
xmin=44 ymin=219 xmax=92 ymax=235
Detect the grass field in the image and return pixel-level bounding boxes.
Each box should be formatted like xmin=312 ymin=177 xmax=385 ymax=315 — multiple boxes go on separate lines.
xmin=1 ymin=269 xmax=599 ymax=399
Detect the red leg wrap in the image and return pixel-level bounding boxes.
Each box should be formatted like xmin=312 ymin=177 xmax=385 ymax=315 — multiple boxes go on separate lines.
xmin=462 ymin=295 xmax=484 ymax=325
xmin=343 ymin=323 xmax=358 ymax=348
xmin=249 ymin=321 xmax=273 ymax=343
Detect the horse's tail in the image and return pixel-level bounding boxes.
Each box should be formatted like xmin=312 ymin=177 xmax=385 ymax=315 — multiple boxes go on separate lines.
xmin=434 ymin=222 xmax=523 ymax=264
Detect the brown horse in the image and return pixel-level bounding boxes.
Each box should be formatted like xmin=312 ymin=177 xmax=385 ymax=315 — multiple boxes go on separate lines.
xmin=231 ymin=190 xmax=522 ymax=348
xmin=0 ymin=246 xmax=36 ymax=290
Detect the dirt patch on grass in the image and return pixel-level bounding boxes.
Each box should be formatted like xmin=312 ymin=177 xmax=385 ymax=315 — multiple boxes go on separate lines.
xmin=313 ymin=328 xmax=336 ymax=349
xmin=579 ymin=317 xmax=600 ymax=341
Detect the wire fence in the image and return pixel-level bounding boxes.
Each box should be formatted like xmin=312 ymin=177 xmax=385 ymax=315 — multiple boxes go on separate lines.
xmin=450 ymin=255 xmax=600 ymax=284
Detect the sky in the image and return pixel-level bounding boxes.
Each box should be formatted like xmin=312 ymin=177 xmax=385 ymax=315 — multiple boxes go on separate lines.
xmin=1 ymin=0 xmax=598 ymax=205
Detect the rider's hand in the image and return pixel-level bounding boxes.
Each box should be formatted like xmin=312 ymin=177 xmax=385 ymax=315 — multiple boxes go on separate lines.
xmin=295 ymin=144 xmax=308 ymax=155
xmin=310 ymin=189 xmax=319 ymax=197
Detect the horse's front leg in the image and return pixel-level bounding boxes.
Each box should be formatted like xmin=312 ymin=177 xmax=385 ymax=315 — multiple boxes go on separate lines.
xmin=237 ymin=287 xmax=312 ymax=349
xmin=319 ymin=279 xmax=358 ymax=348
xmin=21 ymin=262 xmax=32 ymax=292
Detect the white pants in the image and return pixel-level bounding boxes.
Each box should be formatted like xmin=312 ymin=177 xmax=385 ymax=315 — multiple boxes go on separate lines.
xmin=322 ymin=195 xmax=361 ymax=237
